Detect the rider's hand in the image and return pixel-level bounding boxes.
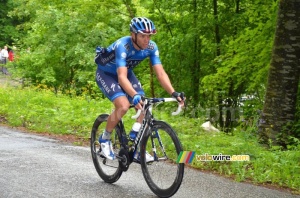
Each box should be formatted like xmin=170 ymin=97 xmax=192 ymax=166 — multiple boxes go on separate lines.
xmin=133 ymin=94 xmax=143 ymax=109
xmin=172 ymin=92 xmax=185 ymax=106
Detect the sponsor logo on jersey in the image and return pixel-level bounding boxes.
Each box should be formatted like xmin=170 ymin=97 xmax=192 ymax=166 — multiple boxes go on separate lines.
xmin=147 ymin=43 xmax=155 ymax=50
xmin=112 ymin=39 xmax=122 ymax=50
xmin=96 ymin=73 xmax=111 ymax=93
xmin=126 ymin=59 xmax=142 ymax=69
xmin=121 ymin=52 xmax=127 ymax=59
xmin=124 ymin=43 xmax=130 ymax=51
xmin=95 ymin=49 xmax=115 ymax=65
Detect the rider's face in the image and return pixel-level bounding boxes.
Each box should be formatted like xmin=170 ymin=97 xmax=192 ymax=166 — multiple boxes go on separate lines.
xmin=132 ymin=33 xmax=151 ymax=50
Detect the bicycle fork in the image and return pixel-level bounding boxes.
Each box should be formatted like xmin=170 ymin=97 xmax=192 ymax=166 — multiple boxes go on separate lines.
xmin=151 ymin=128 xmax=168 ymax=161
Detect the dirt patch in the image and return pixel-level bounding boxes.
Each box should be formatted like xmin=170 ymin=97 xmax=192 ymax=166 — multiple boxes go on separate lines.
xmin=0 ymin=74 xmax=22 ymax=87
xmin=0 ymin=115 xmax=8 ymax=123
xmin=0 ymin=121 xmax=90 ymax=147
xmin=28 ymin=130 xmax=90 ymax=146
xmin=0 ymin=113 xmax=89 ymax=147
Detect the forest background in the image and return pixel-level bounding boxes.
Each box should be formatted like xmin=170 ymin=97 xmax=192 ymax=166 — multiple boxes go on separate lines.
xmin=0 ymin=0 xmax=299 ymax=194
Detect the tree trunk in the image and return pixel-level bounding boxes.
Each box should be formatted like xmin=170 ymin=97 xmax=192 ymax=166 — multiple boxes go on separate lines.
xmin=149 ymin=60 xmax=155 ymax=97
xmin=189 ymin=0 xmax=201 ymax=110
xmin=223 ymin=0 xmax=240 ymax=132
xmin=259 ymin=0 xmax=300 ymax=146
xmin=213 ymin=0 xmax=223 ymax=128
xmin=123 ymin=0 xmax=135 ymax=18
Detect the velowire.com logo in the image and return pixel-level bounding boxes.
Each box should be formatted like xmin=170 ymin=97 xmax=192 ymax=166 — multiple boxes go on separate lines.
xmin=176 ymin=151 xmax=196 ymax=164
xmin=176 ymin=151 xmax=250 ymax=164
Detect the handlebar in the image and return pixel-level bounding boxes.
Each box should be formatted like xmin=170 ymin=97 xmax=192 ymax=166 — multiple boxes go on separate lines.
xmin=131 ymin=97 xmax=184 ymax=119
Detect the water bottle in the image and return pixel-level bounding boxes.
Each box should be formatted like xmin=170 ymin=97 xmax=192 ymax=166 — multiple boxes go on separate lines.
xmin=129 ymin=122 xmax=141 ymax=141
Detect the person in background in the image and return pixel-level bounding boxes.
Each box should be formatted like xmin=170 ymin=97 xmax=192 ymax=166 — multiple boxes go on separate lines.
xmin=8 ymin=50 xmax=14 ymax=62
xmin=1 ymin=46 xmax=9 ymax=64
xmin=0 ymin=47 xmax=2 ymax=64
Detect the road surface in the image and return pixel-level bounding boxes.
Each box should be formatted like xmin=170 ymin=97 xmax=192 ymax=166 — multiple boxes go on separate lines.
xmin=0 ymin=126 xmax=299 ymax=198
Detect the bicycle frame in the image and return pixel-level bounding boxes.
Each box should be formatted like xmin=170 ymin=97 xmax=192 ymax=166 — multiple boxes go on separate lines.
xmin=116 ymin=97 xmax=183 ymax=163
xmin=114 ymin=101 xmax=153 ymax=162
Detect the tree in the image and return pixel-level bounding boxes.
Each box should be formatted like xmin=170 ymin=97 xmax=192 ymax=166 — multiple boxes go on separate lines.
xmin=259 ymin=0 xmax=300 ymax=146
xmin=201 ymin=0 xmax=277 ymax=127
xmin=9 ymin=0 xmax=133 ymax=95
xmin=0 ymin=0 xmax=23 ymax=47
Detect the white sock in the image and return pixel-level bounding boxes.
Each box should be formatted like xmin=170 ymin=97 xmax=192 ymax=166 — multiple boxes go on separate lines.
xmin=102 ymin=130 xmax=111 ymax=140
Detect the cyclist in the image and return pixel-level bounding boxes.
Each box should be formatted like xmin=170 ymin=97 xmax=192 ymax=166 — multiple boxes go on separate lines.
xmin=95 ymin=17 xmax=184 ymax=161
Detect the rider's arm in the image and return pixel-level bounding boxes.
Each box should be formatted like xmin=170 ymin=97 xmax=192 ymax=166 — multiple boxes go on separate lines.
xmin=117 ymin=67 xmax=138 ymax=97
xmin=149 ymin=42 xmax=176 ymax=96
xmin=153 ymin=64 xmax=175 ymax=95
xmin=117 ymin=67 xmax=143 ymax=109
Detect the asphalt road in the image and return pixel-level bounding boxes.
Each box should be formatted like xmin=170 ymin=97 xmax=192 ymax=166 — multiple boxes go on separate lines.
xmin=0 ymin=126 xmax=299 ymax=198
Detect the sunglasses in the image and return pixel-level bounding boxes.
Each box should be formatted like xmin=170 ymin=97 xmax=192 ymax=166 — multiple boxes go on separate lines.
xmin=139 ymin=29 xmax=157 ymax=34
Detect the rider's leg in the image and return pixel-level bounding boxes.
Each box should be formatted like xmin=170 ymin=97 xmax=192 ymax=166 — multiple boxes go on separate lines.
xmin=96 ymin=69 xmax=129 ymax=138
xmin=105 ymin=98 xmax=143 ymax=138
xmin=99 ymin=97 xmax=131 ymax=160
xmin=105 ymin=96 xmax=130 ymax=134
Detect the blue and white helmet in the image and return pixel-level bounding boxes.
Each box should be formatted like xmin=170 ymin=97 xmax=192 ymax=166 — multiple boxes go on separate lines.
xmin=130 ymin=17 xmax=157 ymax=35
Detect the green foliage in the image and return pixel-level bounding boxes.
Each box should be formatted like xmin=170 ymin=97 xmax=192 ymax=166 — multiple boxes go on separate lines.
xmin=201 ymin=1 xmax=278 ymax=108
xmin=4 ymin=0 xmax=281 ymax=112
xmin=0 ymin=85 xmax=113 ymax=137
xmin=0 ymin=0 xmax=22 ymax=47
xmin=7 ymin=0 xmax=232 ymax=103
xmin=8 ymin=0 xmax=131 ymax=95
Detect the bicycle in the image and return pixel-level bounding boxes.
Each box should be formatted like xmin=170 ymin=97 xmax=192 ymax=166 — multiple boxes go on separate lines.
xmin=90 ymin=96 xmax=185 ymax=198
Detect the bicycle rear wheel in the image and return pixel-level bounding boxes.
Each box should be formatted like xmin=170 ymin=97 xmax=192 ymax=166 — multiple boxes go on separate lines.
xmin=140 ymin=120 xmax=184 ymax=198
xmin=90 ymin=114 xmax=123 ymax=183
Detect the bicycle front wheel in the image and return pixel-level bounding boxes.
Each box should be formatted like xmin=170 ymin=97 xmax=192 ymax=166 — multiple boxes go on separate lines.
xmin=90 ymin=114 xmax=123 ymax=183
xmin=140 ymin=120 xmax=184 ymax=198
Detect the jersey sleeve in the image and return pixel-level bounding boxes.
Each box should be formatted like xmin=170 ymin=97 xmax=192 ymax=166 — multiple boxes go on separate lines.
xmin=149 ymin=42 xmax=162 ymax=66
xmin=114 ymin=40 xmax=128 ymax=70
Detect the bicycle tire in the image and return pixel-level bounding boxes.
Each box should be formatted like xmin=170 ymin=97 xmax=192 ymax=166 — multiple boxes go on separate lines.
xmin=90 ymin=114 xmax=123 ymax=183
xmin=140 ymin=120 xmax=184 ymax=198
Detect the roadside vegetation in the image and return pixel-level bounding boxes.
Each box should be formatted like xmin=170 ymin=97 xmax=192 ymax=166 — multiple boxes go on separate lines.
xmin=0 ymin=82 xmax=299 ymax=194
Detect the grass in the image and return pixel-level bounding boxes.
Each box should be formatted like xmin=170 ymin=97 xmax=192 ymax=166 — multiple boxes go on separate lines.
xmin=0 ymin=84 xmax=299 ymax=194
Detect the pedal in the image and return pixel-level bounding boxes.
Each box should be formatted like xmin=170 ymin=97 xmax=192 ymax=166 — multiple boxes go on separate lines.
xmin=119 ymin=148 xmax=130 ymax=171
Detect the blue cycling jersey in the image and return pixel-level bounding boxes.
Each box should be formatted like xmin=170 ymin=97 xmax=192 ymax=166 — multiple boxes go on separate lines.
xmin=96 ymin=36 xmax=161 ymax=75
